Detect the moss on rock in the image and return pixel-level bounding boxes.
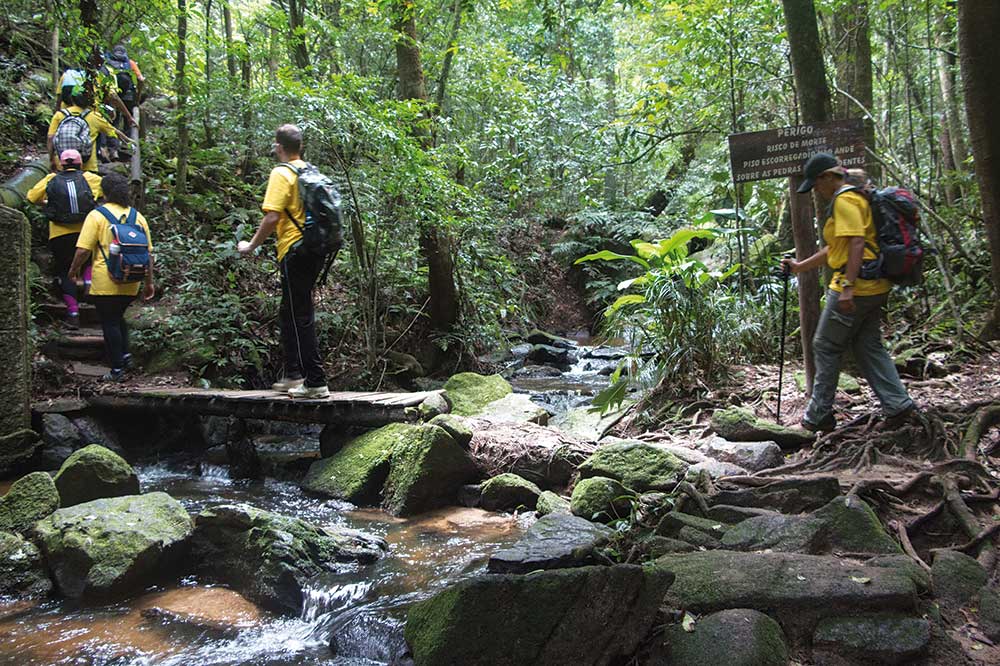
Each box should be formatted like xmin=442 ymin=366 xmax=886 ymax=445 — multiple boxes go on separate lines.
xmin=0 ymin=530 xmax=52 ymax=598
xmin=710 ymin=406 xmax=814 ymax=449
xmin=442 ymin=373 xmax=512 ymax=416
xmin=54 ymin=444 xmax=139 ymax=507
xmin=570 ymin=476 xmax=634 ymax=523
xmin=813 ymin=614 xmax=930 ymax=664
xmin=479 ymin=473 xmax=542 ymax=512
xmin=0 ymin=429 xmax=41 ymax=477
xmin=577 ymin=440 xmax=686 ymax=492
xmin=301 ymin=424 xmax=401 ymax=501
xmin=931 ymin=550 xmax=987 ymax=606
xmin=428 ymin=414 xmax=474 ymax=447
xmin=0 ymin=471 xmax=59 ymax=533
xmin=656 ymin=608 xmax=788 ymax=666
xmin=535 ymin=490 xmax=571 ymax=517
xmin=382 ymin=425 xmax=477 ymax=516
xmin=812 ymin=495 xmax=901 ymax=554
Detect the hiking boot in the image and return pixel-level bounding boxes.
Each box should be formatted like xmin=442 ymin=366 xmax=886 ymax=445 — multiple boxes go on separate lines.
xmin=64 ymin=312 xmax=80 ymax=330
xmin=801 ymin=414 xmax=836 ymax=433
xmin=288 ymin=383 xmax=330 ymax=400
xmin=102 ymin=368 xmax=125 ymax=383
xmin=881 ymin=404 xmax=920 ymax=430
xmin=272 ymin=376 xmax=304 ymax=392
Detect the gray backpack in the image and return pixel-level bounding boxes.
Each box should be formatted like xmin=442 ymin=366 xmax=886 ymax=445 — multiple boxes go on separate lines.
xmin=53 ymin=109 xmax=93 ymax=161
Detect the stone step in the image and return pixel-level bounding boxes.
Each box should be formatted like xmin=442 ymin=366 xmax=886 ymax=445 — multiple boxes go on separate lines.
xmin=39 ymin=303 xmax=100 ymax=326
xmin=42 ymin=333 xmax=105 ymax=362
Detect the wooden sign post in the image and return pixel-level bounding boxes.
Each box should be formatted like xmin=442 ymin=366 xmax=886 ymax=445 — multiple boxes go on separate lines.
xmin=727 ymin=119 xmax=866 ymax=397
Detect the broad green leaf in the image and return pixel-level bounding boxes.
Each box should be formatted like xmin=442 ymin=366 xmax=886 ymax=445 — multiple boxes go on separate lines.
xmin=575 ymin=250 xmax=650 ymax=269
xmin=609 ymin=294 xmax=646 ymax=313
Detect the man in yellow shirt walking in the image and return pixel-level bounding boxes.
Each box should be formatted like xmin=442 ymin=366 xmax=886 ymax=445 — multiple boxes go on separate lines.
xmin=782 ymin=153 xmax=915 ymax=432
xmin=239 ymin=124 xmax=330 ymax=399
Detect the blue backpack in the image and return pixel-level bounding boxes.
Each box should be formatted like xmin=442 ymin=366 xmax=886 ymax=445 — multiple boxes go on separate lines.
xmin=96 ymin=206 xmax=150 ymax=283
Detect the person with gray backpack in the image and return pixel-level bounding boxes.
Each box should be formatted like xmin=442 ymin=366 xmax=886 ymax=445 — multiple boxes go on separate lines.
xmin=47 ymin=90 xmax=125 ymax=173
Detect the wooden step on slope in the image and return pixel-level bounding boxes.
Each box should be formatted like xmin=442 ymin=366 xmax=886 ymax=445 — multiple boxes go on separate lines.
xmin=38 ymin=302 xmax=100 ymax=326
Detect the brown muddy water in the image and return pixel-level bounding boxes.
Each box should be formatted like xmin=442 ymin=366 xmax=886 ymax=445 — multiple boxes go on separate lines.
xmin=0 ymin=463 xmax=530 ymax=665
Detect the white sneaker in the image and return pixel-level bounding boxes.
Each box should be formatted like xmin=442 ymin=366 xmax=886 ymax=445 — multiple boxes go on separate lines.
xmin=271 ymin=377 xmax=305 ymax=392
xmin=288 ymin=384 xmax=330 ymax=399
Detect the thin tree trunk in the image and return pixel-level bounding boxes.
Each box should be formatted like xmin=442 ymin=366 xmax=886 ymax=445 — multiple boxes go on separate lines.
xmin=433 ymin=0 xmax=463 ymax=114
xmin=175 ymin=0 xmax=190 ymax=197
xmin=830 ymin=2 xmax=877 ymax=177
xmin=79 ymin=0 xmax=98 ymax=33
xmin=958 ymin=0 xmax=1000 ymax=339
xmin=936 ymin=8 xmax=967 ymax=205
xmin=203 ymin=0 xmax=214 ymax=146
xmin=223 ymin=0 xmax=236 ymax=79
xmin=287 ymin=0 xmax=310 ymax=72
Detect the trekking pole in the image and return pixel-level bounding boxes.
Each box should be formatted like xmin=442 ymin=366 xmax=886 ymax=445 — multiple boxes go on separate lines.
xmin=776 ymin=256 xmax=791 ymax=424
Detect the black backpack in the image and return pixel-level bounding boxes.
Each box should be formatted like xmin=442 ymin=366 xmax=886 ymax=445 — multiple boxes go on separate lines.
xmin=43 ymin=170 xmax=96 ymax=225
xmin=280 ymin=162 xmax=345 ymax=280
xmin=831 ymin=185 xmax=926 ymax=287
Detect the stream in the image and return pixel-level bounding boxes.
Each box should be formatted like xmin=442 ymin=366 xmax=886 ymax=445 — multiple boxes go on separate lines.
xmin=0 ymin=338 xmax=621 ymax=665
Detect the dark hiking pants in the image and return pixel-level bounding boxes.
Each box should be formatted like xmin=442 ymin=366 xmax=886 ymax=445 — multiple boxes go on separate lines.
xmin=279 ymin=248 xmax=326 ymax=387
xmin=93 ymin=295 xmax=134 ymax=370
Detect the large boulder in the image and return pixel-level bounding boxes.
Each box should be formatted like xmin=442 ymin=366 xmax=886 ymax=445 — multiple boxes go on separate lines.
xmin=812 ymin=614 xmax=930 ymax=665
xmin=0 ymin=530 xmax=52 ymax=598
xmin=404 ymin=564 xmax=674 ymax=666
xmin=811 ymin=495 xmax=901 ymax=555
xmin=656 ymin=511 xmax=730 ymax=540
xmin=301 ymin=424 xmax=400 ymax=501
xmin=527 ymin=344 xmax=572 ymax=366
xmin=40 ymin=413 xmax=82 ymax=469
xmin=701 ymin=436 xmax=784 ymax=472
xmin=930 ymin=549 xmax=987 ymax=606
xmin=686 ymin=459 xmax=749 ymax=480
xmin=443 ymin=373 xmax=513 ymax=417
xmin=577 ymin=440 xmax=687 ymax=492
xmin=190 ymin=503 xmax=387 ymax=614
xmin=710 ymin=476 xmax=841 ymax=514
xmin=526 ymin=329 xmax=575 ymax=349
xmin=428 ymin=414 xmax=474 ymax=447
xmin=551 ymin=406 xmax=631 ymax=442
xmin=710 ymin=407 xmax=814 ymax=449
xmin=136 ymin=586 xmax=264 ymax=636
xmin=32 ymin=492 xmax=193 ymax=602
xmin=571 ymin=476 xmax=634 ymax=523
xmin=650 ymin=608 xmax=789 ymax=666
xmin=479 ymin=473 xmax=542 ymax=512
xmin=487 ymin=513 xmax=613 ymax=573
xmin=474 ymin=393 xmax=550 ymax=425
xmin=465 ymin=418 xmax=595 ymax=488
xmin=0 ymin=429 xmax=41 ymax=477
xmin=536 ymin=490 xmax=571 ymax=517
xmin=0 ymin=471 xmax=60 ymax=533
xmin=53 ymin=444 xmax=139 ymax=507
xmin=654 ymin=551 xmax=918 ymax=640
xmin=381 ymin=424 xmax=477 ymax=516
xmin=720 ymin=513 xmax=827 ymax=553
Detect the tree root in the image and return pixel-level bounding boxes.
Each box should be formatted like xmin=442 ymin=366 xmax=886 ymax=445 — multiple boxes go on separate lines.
xmin=939 ymin=476 xmax=997 ymax=571
xmin=892 ymin=519 xmax=932 ymax=573
xmin=959 ymin=403 xmax=1000 ymax=460
xmin=676 ymin=481 xmax=711 ymax=517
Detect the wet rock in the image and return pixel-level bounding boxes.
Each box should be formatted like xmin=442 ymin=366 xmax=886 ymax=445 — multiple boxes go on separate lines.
xmin=930 ymin=549 xmax=987 ymax=606
xmin=812 ymin=614 xmax=930 ymax=665
xmin=864 ymin=555 xmax=932 ymax=594
xmin=582 ymin=347 xmax=627 ymax=360
xmin=512 ymin=364 xmax=564 ymax=379
xmin=677 ymin=526 xmax=723 ymax=549
xmin=721 ymin=513 xmax=828 ymax=553
xmin=701 ymin=436 xmax=784 ymax=472
xmin=571 ymin=476 xmax=634 ymax=523
xmin=0 ymin=530 xmax=52 ymax=598
xmin=535 ymin=490 xmax=571 ymax=517
xmin=0 ymin=429 xmax=41 ymax=477
xmin=458 ymin=483 xmax=481 ymax=507
xmin=224 ymin=419 xmax=262 ymax=480
xmin=656 ymin=511 xmax=729 ymax=539
xmin=526 ymin=329 xmax=575 ymax=349
xmin=40 ymin=413 xmax=81 ymax=468
xmin=687 ymin=459 xmax=748 ymax=479
xmin=711 ymin=476 xmax=841 ymax=514
xmin=527 ymin=344 xmax=572 ymax=366
xmin=302 ymin=424 xmax=399 ymax=501
xmin=404 ymin=564 xmax=674 ymax=666
xmin=578 ymin=440 xmax=687 ymax=492
xmin=479 ymin=473 xmax=541 ymax=512
xmin=655 ymin=551 xmax=918 ymax=639
xmin=488 ymin=513 xmax=613 ymax=573
xmin=710 ymin=407 xmax=815 ymax=449
xmin=417 ymin=392 xmax=450 ymax=419
xmin=442 ymin=373 xmax=512 ymax=417
xmin=811 ymin=495 xmax=900 ymax=555
xmin=551 ymin=408 xmax=630 ymax=442
xmin=509 ymin=343 xmax=533 ymax=358
xmin=428 ymin=414 xmax=473 ymax=447
xmin=200 ymin=415 xmax=230 ymax=448
xmin=138 ymin=586 xmax=264 ymax=636
xmin=33 ymin=492 xmax=192 ymax=602
xmin=704 ymin=505 xmax=779 ymax=524
xmin=474 ymin=393 xmax=549 ymax=425
xmin=381 ymin=425 xmax=477 ymax=516
xmin=465 ymin=418 xmax=594 ymax=488
xmin=54 ymin=444 xmax=139 ymax=507
xmin=638 ymin=535 xmax=697 ymax=557
xmin=71 ymin=415 xmax=125 ymax=455
xmin=650 ymin=608 xmax=788 ymax=666
xmin=191 ymin=503 xmax=387 ymax=614
xmin=0 ymin=471 xmax=60 ymax=533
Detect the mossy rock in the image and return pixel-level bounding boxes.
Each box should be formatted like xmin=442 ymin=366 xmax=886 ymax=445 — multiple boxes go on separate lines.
xmin=442 ymin=373 xmax=512 ymax=417
xmin=382 ymin=425 xmax=477 ymax=516
xmin=0 ymin=530 xmax=52 ymax=598
xmin=32 ymin=492 xmax=193 ymax=602
xmin=417 ymin=392 xmax=451 ymax=420
xmin=812 ymin=495 xmax=901 ymax=555
xmin=976 ymin=585 xmax=1000 ymax=643
xmin=656 ymin=511 xmax=730 ymax=539
xmin=0 ymin=471 xmax=60 ymax=533
xmin=301 ymin=424 xmax=401 ymax=501
xmin=54 ymin=444 xmax=139 ymax=507
xmin=535 ymin=490 xmax=571 ymax=517
xmin=655 ymin=608 xmax=788 ymax=666
xmin=428 ymin=414 xmax=473 ymax=447
xmin=710 ymin=407 xmax=814 ymax=449
xmin=865 ymin=554 xmax=932 ymax=594
xmin=404 ymin=564 xmax=674 ymax=666
xmin=931 ymin=550 xmax=987 ymax=606
xmin=570 ymin=476 xmax=634 ymax=523
xmin=479 ymin=473 xmax=542 ymax=512
xmin=0 ymin=429 xmax=42 ymax=477
xmin=813 ymin=614 xmax=930 ymax=664
xmin=577 ymin=440 xmax=686 ymax=492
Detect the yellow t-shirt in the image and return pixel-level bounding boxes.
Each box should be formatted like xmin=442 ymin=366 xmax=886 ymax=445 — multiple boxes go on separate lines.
xmin=823 ymin=189 xmax=890 ymax=296
xmin=26 ymin=171 xmax=104 ymax=240
xmin=47 ymin=106 xmax=116 ymax=173
xmin=261 ymin=160 xmax=306 ymax=262
xmin=77 ymin=203 xmax=153 ymax=297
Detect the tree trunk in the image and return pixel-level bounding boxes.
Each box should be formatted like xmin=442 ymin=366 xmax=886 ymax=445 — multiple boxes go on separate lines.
xmin=203 ymin=0 xmax=215 ymax=147
xmin=393 ymin=1 xmax=459 ymax=361
xmin=79 ymin=0 xmax=99 ymax=33
xmin=433 ymin=0 xmax=463 ymax=115
xmin=829 ymin=2 xmax=877 ymax=177
xmin=223 ymin=0 xmax=237 ymax=79
xmin=936 ymin=8 xmax=967 ymax=205
xmin=782 ymin=0 xmax=831 ymax=396
xmin=958 ymin=0 xmax=1000 ymax=339
xmin=175 ymin=0 xmax=190 ymax=197
xmin=287 ymin=0 xmax=310 ymax=72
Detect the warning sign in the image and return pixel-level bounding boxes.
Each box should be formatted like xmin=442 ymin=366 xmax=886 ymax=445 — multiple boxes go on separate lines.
xmin=728 ymin=119 xmax=866 ymax=183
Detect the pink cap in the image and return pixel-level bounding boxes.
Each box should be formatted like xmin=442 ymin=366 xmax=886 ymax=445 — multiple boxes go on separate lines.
xmin=60 ymin=149 xmax=82 ymax=165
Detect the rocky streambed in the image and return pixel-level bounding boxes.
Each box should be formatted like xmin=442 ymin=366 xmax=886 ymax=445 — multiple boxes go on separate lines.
xmin=2 ymin=335 xmax=997 ymax=665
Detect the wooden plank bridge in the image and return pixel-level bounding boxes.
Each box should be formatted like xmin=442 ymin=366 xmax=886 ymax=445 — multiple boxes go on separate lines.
xmin=85 ymin=386 xmax=444 ymax=426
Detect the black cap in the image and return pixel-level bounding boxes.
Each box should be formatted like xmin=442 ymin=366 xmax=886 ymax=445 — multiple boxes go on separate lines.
xmin=797 ymin=152 xmax=841 ymax=193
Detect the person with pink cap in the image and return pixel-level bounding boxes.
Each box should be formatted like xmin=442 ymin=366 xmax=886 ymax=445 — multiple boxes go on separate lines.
xmin=27 ymin=149 xmax=103 ymax=328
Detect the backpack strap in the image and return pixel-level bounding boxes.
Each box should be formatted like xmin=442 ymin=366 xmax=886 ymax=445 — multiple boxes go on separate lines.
xmin=829 ymin=187 xmax=881 ymax=274
xmin=94 ymin=205 xmax=120 ymax=263
xmin=278 ymin=162 xmax=305 ymax=230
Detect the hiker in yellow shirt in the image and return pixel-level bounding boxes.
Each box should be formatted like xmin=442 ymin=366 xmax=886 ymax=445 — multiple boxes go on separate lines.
xmin=69 ymin=172 xmax=155 ymax=382
xmin=47 ymin=100 xmax=128 ymax=173
xmin=26 ymin=149 xmax=103 ymax=329
xmin=782 ymin=153 xmax=914 ymax=432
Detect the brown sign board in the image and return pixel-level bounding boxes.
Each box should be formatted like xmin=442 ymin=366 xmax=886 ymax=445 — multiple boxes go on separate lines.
xmin=728 ymin=119 xmax=866 ymax=183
